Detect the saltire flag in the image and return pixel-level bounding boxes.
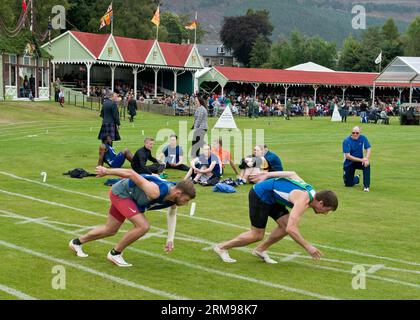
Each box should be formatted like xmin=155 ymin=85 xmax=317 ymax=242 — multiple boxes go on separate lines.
xmin=375 ymin=51 xmax=382 ymax=65
xmin=22 ymin=0 xmax=27 ymax=12
xmin=99 ymin=3 xmax=113 ymax=30
xmin=151 ymin=6 xmax=160 ymax=26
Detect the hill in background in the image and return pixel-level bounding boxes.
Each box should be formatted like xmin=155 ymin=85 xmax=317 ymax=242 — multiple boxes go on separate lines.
xmin=163 ymin=0 xmax=420 ymax=45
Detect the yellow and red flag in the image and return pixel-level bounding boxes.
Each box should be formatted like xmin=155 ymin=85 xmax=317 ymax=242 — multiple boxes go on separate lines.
xmin=185 ymin=20 xmax=197 ymax=30
xmin=151 ymin=6 xmax=160 ymax=26
xmin=99 ymin=3 xmax=113 ymax=30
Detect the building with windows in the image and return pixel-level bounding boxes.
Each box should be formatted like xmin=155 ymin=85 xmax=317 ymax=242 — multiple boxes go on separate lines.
xmin=0 ymin=30 xmax=51 ymax=101
xmin=197 ymin=44 xmax=240 ymax=68
xmin=43 ymin=31 xmax=205 ymax=97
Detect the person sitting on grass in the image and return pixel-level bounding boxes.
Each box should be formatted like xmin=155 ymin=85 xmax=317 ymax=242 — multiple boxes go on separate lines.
xmin=98 ymin=135 xmax=133 ymax=168
xmin=211 ymin=138 xmax=239 ymax=177
xmin=184 ymin=144 xmax=222 ymax=186
xmin=236 ymin=145 xmax=268 ymax=185
xmin=159 ymin=134 xmax=190 ymax=172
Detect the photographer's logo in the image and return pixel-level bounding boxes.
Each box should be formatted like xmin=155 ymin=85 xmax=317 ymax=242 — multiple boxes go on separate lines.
xmin=352 ymin=264 xmax=384 ymax=290
xmin=352 ymin=5 xmax=366 ymax=30
xmin=51 ymin=265 xmax=66 ymax=290
xmin=51 ymin=5 xmax=66 ymax=30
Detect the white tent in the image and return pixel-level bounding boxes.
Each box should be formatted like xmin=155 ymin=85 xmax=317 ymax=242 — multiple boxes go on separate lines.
xmin=375 ymin=57 xmax=420 ymax=84
xmin=286 ymin=62 xmax=335 ymax=72
xmin=375 ymin=57 xmax=420 ymax=107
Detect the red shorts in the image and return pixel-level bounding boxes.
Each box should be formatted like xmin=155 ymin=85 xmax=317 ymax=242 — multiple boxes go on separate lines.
xmin=109 ymin=190 xmax=142 ymax=223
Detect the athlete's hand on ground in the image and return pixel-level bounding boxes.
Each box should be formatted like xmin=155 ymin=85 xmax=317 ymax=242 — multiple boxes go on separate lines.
xmin=164 ymin=241 xmax=174 ymax=253
xmin=95 ymin=166 xmax=107 ymax=177
xmin=249 ymin=172 xmax=268 ymax=184
xmin=307 ymin=245 xmax=323 ymax=260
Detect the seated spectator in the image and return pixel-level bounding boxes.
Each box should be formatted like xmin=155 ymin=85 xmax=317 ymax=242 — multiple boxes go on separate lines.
xmin=263 ymin=145 xmax=284 ymax=172
xmin=184 ymin=144 xmax=222 ymax=186
xmin=378 ymin=109 xmax=389 ymax=124
xmin=236 ymin=145 xmax=268 ymax=185
xmin=211 ymin=138 xmax=239 ymax=177
xmin=98 ymin=135 xmax=133 ymax=168
xmin=159 ymin=135 xmax=190 ymax=171
xmin=131 ymin=137 xmax=165 ymax=175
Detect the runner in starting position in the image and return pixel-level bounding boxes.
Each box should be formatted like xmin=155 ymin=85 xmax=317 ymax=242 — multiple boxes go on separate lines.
xmin=213 ymin=170 xmax=338 ymax=263
xmin=69 ymin=166 xmax=196 ymax=267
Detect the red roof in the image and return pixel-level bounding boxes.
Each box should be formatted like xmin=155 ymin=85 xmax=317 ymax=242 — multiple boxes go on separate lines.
xmin=71 ymin=31 xmax=110 ymax=58
xmin=214 ymin=66 xmax=420 ymax=88
xmin=69 ymin=31 xmax=195 ymax=67
xmin=215 ymin=66 xmax=378 ymax=87
xmin=114 ymin=36 xmax=155 ymax=64
xmin=160 ymin=42 xmax=193 ymax=67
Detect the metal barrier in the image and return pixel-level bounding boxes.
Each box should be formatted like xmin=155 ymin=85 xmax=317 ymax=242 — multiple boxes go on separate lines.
xmin=63 ymin=93 xmax=126 ymax=120
xmin=137 ymin=102 xmax=176 ymax=116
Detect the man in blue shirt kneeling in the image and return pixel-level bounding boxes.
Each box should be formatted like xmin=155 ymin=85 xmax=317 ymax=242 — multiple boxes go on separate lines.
xmin=342 ymin=126 xmax=372 ymax=192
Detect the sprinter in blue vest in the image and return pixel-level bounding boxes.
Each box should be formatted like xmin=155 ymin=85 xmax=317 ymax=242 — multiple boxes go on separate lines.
xmin=213 ymin=170 xmax=338 ymax=264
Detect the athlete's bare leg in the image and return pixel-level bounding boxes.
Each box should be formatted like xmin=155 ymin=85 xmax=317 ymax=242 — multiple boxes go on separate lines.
xmin=218 ymin=227 xmax=265 ymax=250
xmin=255 ymin=214 xmax=289 ymax=253
xmin=79 ymin=214 xmax=122 ymax=244
xmin=114 ymin=213 xmax=150 ymax=252
xmin=123 ymin=148 xmax=134 ymax=163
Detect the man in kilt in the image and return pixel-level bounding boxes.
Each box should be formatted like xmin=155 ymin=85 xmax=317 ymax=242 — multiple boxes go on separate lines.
xmin=98 ymin=93 xmax=121 ymax=141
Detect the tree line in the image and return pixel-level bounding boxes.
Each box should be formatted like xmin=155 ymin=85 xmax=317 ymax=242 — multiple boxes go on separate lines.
xmin=220 ymin=10 xmax=420 ymax=72
xmin=0 ymin=0 xmax=205 ymax=45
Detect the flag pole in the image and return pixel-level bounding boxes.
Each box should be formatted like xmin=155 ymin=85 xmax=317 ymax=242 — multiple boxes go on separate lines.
xmin=111 ymin=2 xmax=114 ymax=35
xmin=195 ymin=11 xmax=198 ymax=44
xmin=30 ymin=0 xmax=34 ymax=33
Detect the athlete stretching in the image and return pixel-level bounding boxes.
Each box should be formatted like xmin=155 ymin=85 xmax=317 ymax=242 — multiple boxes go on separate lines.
xmin=214 ymin=171 xmax=338 ymax=263
xmin=69 ymin=166 xmax=196 ymax=267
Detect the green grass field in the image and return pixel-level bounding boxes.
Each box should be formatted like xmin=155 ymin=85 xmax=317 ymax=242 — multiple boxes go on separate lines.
xmin=0 ymin=101 xmax=419 ymax=300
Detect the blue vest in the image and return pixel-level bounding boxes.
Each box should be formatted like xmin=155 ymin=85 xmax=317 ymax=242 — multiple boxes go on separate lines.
xmin=253 ymin=178 xmax=316 ymax=208
xmin=104 ymin=144 xmax=117 ymax=166
xmin=111 ymin=175 xmax=176 ymax=212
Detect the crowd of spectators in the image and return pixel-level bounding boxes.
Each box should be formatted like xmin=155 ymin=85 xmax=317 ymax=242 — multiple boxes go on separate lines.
xmin=197 ymin=91 xmax=405 ymax=119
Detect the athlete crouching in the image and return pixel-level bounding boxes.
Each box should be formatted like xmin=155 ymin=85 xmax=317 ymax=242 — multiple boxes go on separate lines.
xmin=69 ymin=166 xmax=196 ymax=267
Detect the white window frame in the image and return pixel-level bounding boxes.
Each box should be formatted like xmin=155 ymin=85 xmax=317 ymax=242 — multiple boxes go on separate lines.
xmin=9 ymin=54 xmax=17 ymax=64
xmin=219 ymin=58 xmax=224 ymax=66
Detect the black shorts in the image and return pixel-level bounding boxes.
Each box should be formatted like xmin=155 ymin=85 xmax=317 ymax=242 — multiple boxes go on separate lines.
xmin=249 ymin=188 xmax=289 ymax=229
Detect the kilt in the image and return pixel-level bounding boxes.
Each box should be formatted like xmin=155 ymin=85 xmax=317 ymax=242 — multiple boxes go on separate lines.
xmin=98 ymin=123 xmax=121 ymax=141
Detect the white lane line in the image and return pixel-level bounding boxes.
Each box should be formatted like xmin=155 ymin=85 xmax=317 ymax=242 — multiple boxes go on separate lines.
xmin=16 ymin=216 xmax=49 ymax=225
xmin=281 ymin=252 xmax=301 ymax=262
xmin=0 ymin=171 xmax=107 ymax=201
xmin=174 ymin=212 xmax=420 ymax=268
xmin=1 ymin=187 xmax=420 ymax=277
xmin=0 ymin=189 xmax=105 ymax=218
xmin=368 ymin=265 xmax=385 ymax=274
xmin=0 ymin=240 xmax=189 ymax=300
xmin=6 ymin=208 xmax=420 ymax=293
xmin=0 ymin=284 xmax=37 ymax=300
xmin=3 ymin=210 xmax=340 ymax=300
xmin=71 ymin=226 xmax=96 ymax=234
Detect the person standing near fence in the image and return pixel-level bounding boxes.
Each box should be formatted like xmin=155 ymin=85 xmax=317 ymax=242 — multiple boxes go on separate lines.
xmin=128 ymin=94 xmax=137 ymax=123
xmin=191 ymin=96 xmax=208 ymax=157
xmin=98 ymin=92 xmax=121 ymax=142
xmin=58 ymin=89 xmax=65 ymax=108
